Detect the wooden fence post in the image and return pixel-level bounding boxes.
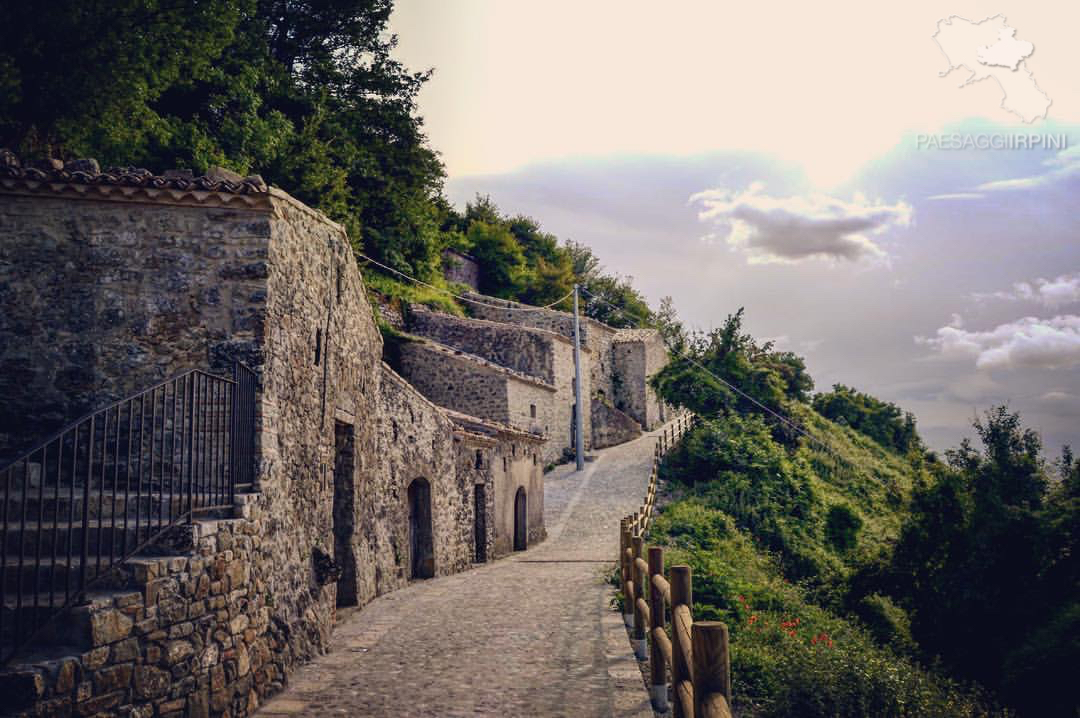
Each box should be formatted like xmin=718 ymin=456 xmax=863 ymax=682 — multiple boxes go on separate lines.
xmin=670 ymin=565 xmax=692 ymax=718
xmin=692 ymin=621 xmax=731 ymax=717
xmin=648 ymin=546 xmax=668 ymax=712
xmin=620 ymin=520 xmax=633 ymax=627
xmin=631 ymin=534 xmax=647 ymax=660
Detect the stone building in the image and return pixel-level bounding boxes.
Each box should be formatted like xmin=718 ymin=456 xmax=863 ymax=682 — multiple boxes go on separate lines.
xmin=456 ymin=292 xmax=669 ymax=432
xmin=447 ymin=410 xmax=545 ymax=559
xmin=0 ymin=157 xmax=544 ymax=717
xmin=441 ymin=249 xmax=480 ymax=291
xmin=404 ymin=307 xmax=590 ymax=465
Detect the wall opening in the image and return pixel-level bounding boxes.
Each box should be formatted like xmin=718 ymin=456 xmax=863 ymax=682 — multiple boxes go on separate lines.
xmin=315 ymin=327 xmax=323 ymax=366
xmin=513 ymin=487 xmax=527 ymax=551
xmin=475 ymin=449 xmax=483 ymax=469
xmin=530 ymin=403 xmax=536 ymax=418
xmin=332 ymin=421 xmax=358 ymax=607
xmin=474 ymin=484 xmax=487 ymax=563
xmin=407 ymin=477 xmax=435 ymax=579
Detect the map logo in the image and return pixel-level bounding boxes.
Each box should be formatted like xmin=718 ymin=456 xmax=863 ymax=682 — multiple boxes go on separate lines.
xmin=933 ymin=15 xmax=1051 ymax=123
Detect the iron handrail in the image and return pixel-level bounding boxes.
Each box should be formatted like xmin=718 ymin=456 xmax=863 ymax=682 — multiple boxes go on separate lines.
xmin=0 ymin=362 xmax=256 ymax=665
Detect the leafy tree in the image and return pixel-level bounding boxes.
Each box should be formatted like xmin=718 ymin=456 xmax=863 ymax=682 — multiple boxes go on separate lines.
xmin=875 ymin=407 xmax=1078 ymax=717
xmin=813 ymin=385 xmax=920 ymax=454
xmin=465 ymin=221 xmax=527 ymax=298
xmin=1 ymin=0 xmax=449 ymax=280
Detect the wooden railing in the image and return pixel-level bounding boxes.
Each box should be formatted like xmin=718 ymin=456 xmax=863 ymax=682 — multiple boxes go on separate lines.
xmin=620 ymin=413 xmax=732 ymax=718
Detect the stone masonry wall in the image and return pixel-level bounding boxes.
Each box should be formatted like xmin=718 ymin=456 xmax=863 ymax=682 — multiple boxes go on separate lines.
xmin=612 ymin=332 xmax=669 ymax=429
xmin=590 ymin=398 xmax=642 ymax=450
xmin=461 ymin=292 xmax=618 ymax=409
xmin=405 ymin=308 xmax=588 ymax=463
xmin=0 ymin=195 xmax=267 ymax=462
xmin=441 ymin=250 xmax=480 ymax=292
xmin=0 ymin=185 xmax=490 ymax=718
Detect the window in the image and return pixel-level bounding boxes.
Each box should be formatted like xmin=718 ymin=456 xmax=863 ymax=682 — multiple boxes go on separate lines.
xmin=475 ymin=449 xmax=483 ymax=469
xmin=533 ymin=453 xmax=538 ymax=466
xmin=503 ymin=457 xmax=508 ymax=472
xmin=314 ymin=327 xmax=322 ymax=366
xmin=530 ymin=404 xmax=537 ymax=418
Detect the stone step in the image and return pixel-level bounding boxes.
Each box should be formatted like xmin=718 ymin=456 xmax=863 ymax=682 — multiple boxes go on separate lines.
xmin=1 ymin=520 xmax=196 ymax=557
xmin=1 ymin=557 xmax=135 ymax=594
xmin=2 ymin=490 xmax=193 ymax=523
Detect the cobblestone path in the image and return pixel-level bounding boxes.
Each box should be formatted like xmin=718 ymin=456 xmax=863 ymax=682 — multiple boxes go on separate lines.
xmin=258 ymin=429 xmax=660 ymax=717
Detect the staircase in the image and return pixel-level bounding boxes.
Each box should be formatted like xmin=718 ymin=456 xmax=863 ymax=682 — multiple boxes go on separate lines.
xmin=0 ymin=364 xmax=256 ymax=666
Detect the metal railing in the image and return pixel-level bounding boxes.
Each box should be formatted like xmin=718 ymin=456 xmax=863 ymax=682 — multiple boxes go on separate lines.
xmin=0 ymin=362 xmax=256 ymax=664
xmin=620 ymin=413 xmax=734 ymax=718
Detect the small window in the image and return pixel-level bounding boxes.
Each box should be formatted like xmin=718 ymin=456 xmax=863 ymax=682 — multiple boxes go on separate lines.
xmin=530 ymin=404 xmax=537 ymax=418
xmin=503 ymin=457 xmax=508 ymax=472
xmin=533 ymin=453 xmax=538 ymax=466
xmin=475 ymin=449 xmax=483 ymax=469
xmin=314 ymin=328 xmax=322 ymax=366
xmin=512 ymin=444 xmax=516 ymax=457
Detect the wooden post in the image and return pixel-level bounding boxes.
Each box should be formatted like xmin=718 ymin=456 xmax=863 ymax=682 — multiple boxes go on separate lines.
xmin=692 ymin=621 xmax=731 ymax=717
xmin=648 ymin=546 xmax=668 ymax=712
xmin=620 ymin=520 xmax=633 ymax=627
xmin=670 ymin=565 xmax=692 ymax=718
xmin=632 ymin=534 xmax=647 ymax=659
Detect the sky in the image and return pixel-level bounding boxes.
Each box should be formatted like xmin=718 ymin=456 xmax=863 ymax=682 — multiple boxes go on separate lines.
xmin=389 ymin=0 xmax=1080 ymax=454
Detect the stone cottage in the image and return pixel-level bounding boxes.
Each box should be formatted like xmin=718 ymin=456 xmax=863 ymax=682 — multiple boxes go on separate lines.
xmin=0 ymin=156 xmax=542 ymax=717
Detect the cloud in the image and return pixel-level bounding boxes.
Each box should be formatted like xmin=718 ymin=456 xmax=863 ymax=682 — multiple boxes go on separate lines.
xmin=977 ymin=145 xmax=1080 ymax=192
xmin=918 ymin=315 xmax=1080 ymax=370
xmin=974 ymin=272 xmax=1080 ymax=308
xmin=690 ymin=183 xmax=912 ymax=264
xmin=926 ymin=192 xmax=984 ymax=201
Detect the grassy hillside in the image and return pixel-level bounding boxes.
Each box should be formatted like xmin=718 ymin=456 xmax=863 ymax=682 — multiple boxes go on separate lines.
xmin=649 ymin=410 xmax=1003 ymax=717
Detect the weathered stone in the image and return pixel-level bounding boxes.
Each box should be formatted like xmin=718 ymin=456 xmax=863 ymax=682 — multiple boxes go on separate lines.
xmin=75 ymin=690 xmax=122 ymax=716
xmin=165 ymin=640 xmax=195 ymax=666
xmin=90 ymin=608 xmax=133 ymax=646
xmin=93 ymin=662 xmax=133 ymax=693
xmin=111 ymin=637 xmax=140 ymax=663
xmin=133 ymin=665 xmax=170 ymax=700
xmin=80 ymin=646 xmax=110 ymax=671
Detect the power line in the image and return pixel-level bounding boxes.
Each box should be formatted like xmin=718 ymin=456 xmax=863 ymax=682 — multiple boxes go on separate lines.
xmin=356 ymin=251 xmax=576 ymax=313
xmin=578 ymin=286 xmax=840 ymax=457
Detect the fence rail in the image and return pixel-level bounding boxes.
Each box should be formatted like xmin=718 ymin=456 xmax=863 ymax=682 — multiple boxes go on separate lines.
xmin=0 ymin=362 xmax=256 ymax=664
xmin=621 ymin=413 xmax=732 ymax=718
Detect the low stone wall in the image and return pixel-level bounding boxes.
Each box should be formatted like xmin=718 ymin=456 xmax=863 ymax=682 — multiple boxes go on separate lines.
xmin=591 ymin=398 xmax=642 ymax=449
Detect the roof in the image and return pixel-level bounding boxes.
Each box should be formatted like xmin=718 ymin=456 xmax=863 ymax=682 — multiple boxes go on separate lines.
xmin=444 ymin=408 xmax=545 ymax=443
xmin=0 ymin=150 xmax=272 ymax=210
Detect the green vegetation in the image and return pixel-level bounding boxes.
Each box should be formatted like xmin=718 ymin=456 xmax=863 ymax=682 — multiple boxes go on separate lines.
xmin=650 ymin=504 xmax=998 ymax=717
xmin=651 ymin=308 xmax=1077 ymax=717
xmin=813 ymin=384 xmax=921 ymax=454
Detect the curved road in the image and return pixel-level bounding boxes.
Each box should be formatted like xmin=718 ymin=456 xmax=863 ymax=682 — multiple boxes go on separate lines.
xmin=259 ymin=429 xmax=659 ymax=717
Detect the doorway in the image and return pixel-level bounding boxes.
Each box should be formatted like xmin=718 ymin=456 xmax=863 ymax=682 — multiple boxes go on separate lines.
xmin=332 ymin=422 xmax=357 ymax=607
xmin=408 ymin=478 xmax=434 ymax=579
xmin=474 ymin=484 xmax=487 ymax=563
xmin=513 ymin=487 xmax=527 ymax=551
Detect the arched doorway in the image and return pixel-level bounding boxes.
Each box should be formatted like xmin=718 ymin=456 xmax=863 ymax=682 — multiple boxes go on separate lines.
xmin=513 ymin=487 xmax=527 ymax=551
xmin=408 ymin=478 xmax=434 ymax=579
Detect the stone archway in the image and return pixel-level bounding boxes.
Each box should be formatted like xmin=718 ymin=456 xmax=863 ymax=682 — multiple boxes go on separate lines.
xmin=513 ymin=486 xmax=527 ymax=551
xmin=407 ymin=478 xmax=434 ymax=579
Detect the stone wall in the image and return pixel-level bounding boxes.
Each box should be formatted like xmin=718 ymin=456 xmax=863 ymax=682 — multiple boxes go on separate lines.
xmin=394 ymin=340 xmax=562 ymax=460
xmin=405 ymin=308 xmax=589 ymax=464
xmin=591 ymin=398 xmax=642 ymax=449
xmin=0 ymin=194 xmax=268 ymax=462
xmin=441 ymin=250 xmax=480 ymax=291
xmin=461 ymin=292 xmax=620 ymax=411
xmin=448 ymin=411 xmax=545 ymax=560
xmin=0 ymin=176 xmax=510 ymax=717
xmin=612 ymin=330 xmax=669 ymax=429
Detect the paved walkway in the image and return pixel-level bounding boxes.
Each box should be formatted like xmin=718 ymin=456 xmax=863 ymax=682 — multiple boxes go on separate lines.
xmin=259 ymin=429 xmax=659 ymax=717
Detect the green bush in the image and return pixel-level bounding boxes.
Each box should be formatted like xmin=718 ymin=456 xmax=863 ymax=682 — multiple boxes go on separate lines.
xmin=825 ymin=504 xmax=862 ymax=552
